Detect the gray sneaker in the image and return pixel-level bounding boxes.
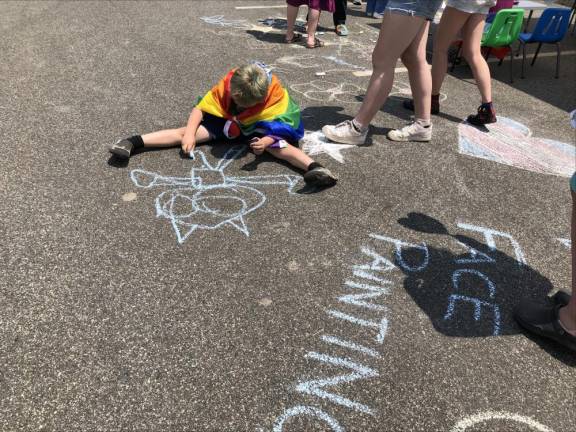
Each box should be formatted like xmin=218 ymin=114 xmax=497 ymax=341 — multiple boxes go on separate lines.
xmin=322 ymin=120 xmax=367 ymax=145
xmin=304 ymin=166 xmax=338 ymax=187
xmin=109 ymin=138 xmax=133 ymax=159
xmin=387 ymin=121 xmax=432 ymax=142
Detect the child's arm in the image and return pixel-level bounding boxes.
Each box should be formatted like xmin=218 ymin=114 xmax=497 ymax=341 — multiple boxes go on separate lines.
xmin=249 ymin=136 xmax=276 ymax=155
xmin=182 ymin=107 xmax=204 ymax=152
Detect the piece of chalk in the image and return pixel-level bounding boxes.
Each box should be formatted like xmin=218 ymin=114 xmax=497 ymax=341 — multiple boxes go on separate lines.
xmin=189 ymin=151 xmax=195 ymax=160
xmin=315 ymin=72 xmax=326 ymax=76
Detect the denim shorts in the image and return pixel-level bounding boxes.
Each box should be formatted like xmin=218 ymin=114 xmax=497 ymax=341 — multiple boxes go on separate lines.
xmin=385 ymin=0 xmax=443 ymax=20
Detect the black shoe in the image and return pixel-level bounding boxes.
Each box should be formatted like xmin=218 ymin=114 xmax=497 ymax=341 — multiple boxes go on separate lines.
xmin=514 ymin=294 xmax=576 ymax=352
xmin=403 ymin=98 xmax=440 ymax=115
xmin=467 ymin=105 xmax=497 ymax=126
xmin=304 ymin=167 xmax=337 ymax=187
xmin=109 ymin=139 xmax=133 ymax=160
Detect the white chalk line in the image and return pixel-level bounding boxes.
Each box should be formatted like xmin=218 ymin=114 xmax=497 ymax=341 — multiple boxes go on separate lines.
xmin=450 ymin=411 xmax=555 ymax=432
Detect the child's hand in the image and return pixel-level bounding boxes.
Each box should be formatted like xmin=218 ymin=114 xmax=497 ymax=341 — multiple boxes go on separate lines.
xmin=182 ymin=136 xmax=196 ymax=153
xmin=250 ymin=137 xmax=273 ymax=155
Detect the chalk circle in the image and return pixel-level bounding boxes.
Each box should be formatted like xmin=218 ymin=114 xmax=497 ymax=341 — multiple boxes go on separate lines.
xmin=451 ymin=411 xmax=554 ymax=432
xmin=121 ymin=192 xmax=137 ymax=202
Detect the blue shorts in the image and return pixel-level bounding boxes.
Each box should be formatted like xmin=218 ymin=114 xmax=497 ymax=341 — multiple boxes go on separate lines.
xmin=385 ymin=0 xmax=443 ymax=20
xmin=571 ymin=172 xmax=576 ymax=193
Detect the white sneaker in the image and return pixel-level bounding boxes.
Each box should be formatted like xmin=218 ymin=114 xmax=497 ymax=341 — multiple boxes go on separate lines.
xmin=387 ymin=121 xmax=432 ymax=142
xmin=373 ymin=12 xmax=384 ymax=19
xmin=322 ymin=120 xmax=367 ymax=145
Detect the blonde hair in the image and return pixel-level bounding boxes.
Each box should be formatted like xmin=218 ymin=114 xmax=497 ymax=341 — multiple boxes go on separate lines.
xmin=230 ymin=64 xmax=269 ymax=107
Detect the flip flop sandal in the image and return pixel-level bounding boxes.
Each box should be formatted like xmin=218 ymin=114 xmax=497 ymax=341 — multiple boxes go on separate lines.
xmin=306 ymin=37 xmax=325 ymax=49
xmin=285 ymin=33 xmax=302 ymax=44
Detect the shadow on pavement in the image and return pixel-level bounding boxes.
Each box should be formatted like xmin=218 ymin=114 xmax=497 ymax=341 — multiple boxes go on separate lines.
xmin=397 ymin=212 xmax=575 ymax=366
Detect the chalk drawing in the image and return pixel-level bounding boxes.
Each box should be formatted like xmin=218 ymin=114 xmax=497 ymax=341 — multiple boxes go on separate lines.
xmin=301 ymin=130 xmax=356 ymax=163
xmin=458 ymin=116 xmax=574 ymax=178
xmin=444 ymin=294 xmax=501 ymax=335
xmin=354 ymin=246 xmax=397 ymax=273
xmin=370 ymin=234 xmax=430 ymax=272
xmin=273 ymin=406 xmax=344 ymax=432
xmin=557 ymin=238 xmax=571 ymax=249
xmin=130 ymin=146 xmax=300 ymax=243
xmin=450 ymin=411 xmax=554 ymax=432
xmin=457 ymin=222 xmax=526 ymax=265
xmin=327 ymin=310 xmax=389 ymax=344
xmin=338 ymin=280 xmax=391 ymax=311
xmin=321 ymin=335 xmax=381 ymax=358
xmin=291 ymin=80 xmax=365 ymax=105
xmin=452 ymin=269 xmax=496 ymax=299
xmin=296 ymin=352 xmax=379 ymax=415
xmin=199 ymin=15 xmax=253 ymax=30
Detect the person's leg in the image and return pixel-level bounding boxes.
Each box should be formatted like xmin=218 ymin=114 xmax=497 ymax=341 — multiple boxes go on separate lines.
xmin=141 ymin=126 xmax=212 ymax=147
xmin=322 ymin=12 xmax=428 ymax=144
xmin=400 ymin=20 xmax=432 ymax=122
xmin=356 ymin=13 xmax=428 ymax=125
xmin=286 ymin=3 xmax=300 ymax=41
xmin=266 ymin=145 xmax=337 ymax=186
xmin=461 ymin=13 xmax=497 ymax=126
xmin=306 ymin=7 xmax=322 ymax=47
xmin=334 ymin=0 xmax=347 ymax=27
xmin=558 ymin=189 xmax=576 ymax=335
xmin=431 ymin=7 xmax=468 ymax=96
xmin=461 ymin=13 xmax=492 ymax=104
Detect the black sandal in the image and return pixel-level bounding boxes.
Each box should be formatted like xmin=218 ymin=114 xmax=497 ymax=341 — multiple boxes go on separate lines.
xmin=306 ymin=37 xmax=325 ymax=49
xmin=285 ymin=33 xmax=302 ymax=44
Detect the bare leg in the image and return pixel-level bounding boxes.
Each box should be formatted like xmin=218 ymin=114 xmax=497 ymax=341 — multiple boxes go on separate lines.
xmin=141 ymin=126 xmax=212 ymax=148
xmin=400 ymin=21 xmax=432 ymax=121
xmin=355 ymin=13 xmax=428 ymax=126
xmin=286 ymin=4 xmax=299 ymax=41
xmin=306 ymin=8 xmax=321 ymax=46
xmin=266 ymin=145 xmax=314 ymax=171
xmin=431 ymin=6 xmax=468 ymax=95
xmin=462 ymin=14 xmax=492 ymax=104
xmin=559 ymin=190 xmax=576 ymax=334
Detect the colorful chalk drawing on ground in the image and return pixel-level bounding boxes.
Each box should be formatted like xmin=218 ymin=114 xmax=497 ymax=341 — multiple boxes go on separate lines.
xmin=301 ymin=130 xmax=356 ymax=163
xmin=130 ymin=146 xmax=300 ymax=243
xmin=451 ymin=411 xmax=554 ymax=432
xmin=458 ymin=116 xmax=575 ymax=178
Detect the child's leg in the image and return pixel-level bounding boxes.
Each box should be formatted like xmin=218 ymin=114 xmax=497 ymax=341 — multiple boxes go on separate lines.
xmin=286 ymin=4 xmax=299 ymax=40
xmin=141 ymin=126 xmax=212 ymax=147
xmin=266 ymin=145 xmax=337 ymax=187
xmin=400 ymin=20 xmax=432 ymax=122
xmin=306 ymin=8 xmax=321 ymax=46
xmin=461 ymin=13 xmax=492 ymax=104
xmin=431 ymin=7 xmax=468 ymax=96
xmin=266 ymin=145 xmax=313 ymax=171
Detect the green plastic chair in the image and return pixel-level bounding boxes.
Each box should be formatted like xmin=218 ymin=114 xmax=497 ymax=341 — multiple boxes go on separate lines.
xmin=481 ymin=8 xmax=525 ymax=82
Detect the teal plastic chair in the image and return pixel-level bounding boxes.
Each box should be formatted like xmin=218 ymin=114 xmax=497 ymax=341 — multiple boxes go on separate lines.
xmin=481 ymin=8 xmax=525 ymax=82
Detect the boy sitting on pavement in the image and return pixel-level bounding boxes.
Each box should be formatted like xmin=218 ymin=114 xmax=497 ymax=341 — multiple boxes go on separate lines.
xmin=110 ymin=63 xmax=337 ymax=188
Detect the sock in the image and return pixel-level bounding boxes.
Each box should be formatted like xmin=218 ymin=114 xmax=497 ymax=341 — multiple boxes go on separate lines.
xmin=352 ymin=119 xmax=367 ymax=133
xmin=307 ymin=162 xmax=323 ymax=171
xmin=415 ymin=118 xmax=431 ymax=128
xmin=128 ymin=135 xmax=144 ymax=149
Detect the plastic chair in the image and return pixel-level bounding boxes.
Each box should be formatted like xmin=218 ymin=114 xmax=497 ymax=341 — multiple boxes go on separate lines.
xmin=518 ymin=8 xmax=571 ymax=79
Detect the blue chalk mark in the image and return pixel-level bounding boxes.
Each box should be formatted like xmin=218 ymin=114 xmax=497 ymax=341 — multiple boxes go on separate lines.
xmin=321 ymin=335 xmax=381 ymax=358
xmin=130 ymin=146 xmax=301 ymax=243
xmin=454 ymin=239 xmax=496 ymax=265
xmin=452 ymin=269 xmax=496 ymax=299
xmin=296 ymin=352 xmax=379 ymax=415
xmin=273 ymin=405 xmax=344 ymax=432
xmin=457 ymin=222 xmax=526 ymax=265
xmin=327 ymin=310 xmax=389 ymax=344
xmin=444 ymin=294 xmax=501 ymax=336
xmin=369 ymin=234 xmax=430 ymax=272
